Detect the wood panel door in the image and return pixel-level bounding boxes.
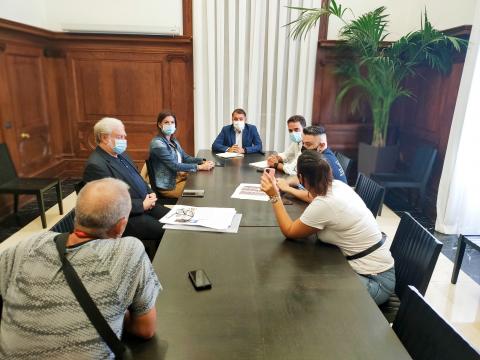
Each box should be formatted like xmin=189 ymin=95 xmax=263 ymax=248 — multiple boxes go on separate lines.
xmin=67 ymin=47 xmax=194 ymax=162
xmin=2 ymin=44 xmax=52 ymax=176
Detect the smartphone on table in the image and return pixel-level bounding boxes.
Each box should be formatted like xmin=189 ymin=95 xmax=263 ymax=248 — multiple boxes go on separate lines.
xmin=188 ymin=269 xmax=212 ymax=291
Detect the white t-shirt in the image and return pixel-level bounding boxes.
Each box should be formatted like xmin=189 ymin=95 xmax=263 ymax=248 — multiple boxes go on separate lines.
xmin=278 ymin=142 xmax=302 ymax=175
xmin=300 ymin=180 xmax=394 ymax=275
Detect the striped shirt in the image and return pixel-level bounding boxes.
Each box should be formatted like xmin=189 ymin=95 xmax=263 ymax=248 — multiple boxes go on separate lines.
xmin=0 ymin=232 xmax=161 ymax=359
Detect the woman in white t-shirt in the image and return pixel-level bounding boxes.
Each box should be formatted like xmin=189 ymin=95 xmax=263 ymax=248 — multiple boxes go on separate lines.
xmin=260 ymin=150 xmax=395 ymax=305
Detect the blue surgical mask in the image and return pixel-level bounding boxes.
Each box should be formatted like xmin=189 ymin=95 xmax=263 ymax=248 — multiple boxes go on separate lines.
xmin=289 ymin=131 xmax=302 ymax=143
xmin=113 ymin=139 xmax=127 ymax=154
xmin=162 ymin=124 xmax=176 ymax=136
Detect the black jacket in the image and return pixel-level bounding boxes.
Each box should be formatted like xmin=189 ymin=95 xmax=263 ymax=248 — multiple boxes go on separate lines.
xmin=83 ymin=146 xmax=151 ymax=216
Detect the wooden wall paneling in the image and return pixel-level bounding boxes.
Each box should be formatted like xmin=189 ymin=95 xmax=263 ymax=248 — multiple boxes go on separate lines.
xmin=164 ymin=54 xmax=194 ymax=155
xmin=66 ymin=49 xmax=167 ymax=162
xmin=43 ymin=45 xmax=74 ymax=159
xmin=4 ymin=43 xmax=54 ymax=176
xmin=182 ymin=0 xmax=193 ymax=38
xmin=64 ymin=44 xmax=193 ymax=168
xmin=312 ymin=42 xmax=371 ymax=154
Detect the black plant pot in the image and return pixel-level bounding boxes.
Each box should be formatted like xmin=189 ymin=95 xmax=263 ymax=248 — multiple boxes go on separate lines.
xmin=358 ymin=142 xmax=399 ymax=177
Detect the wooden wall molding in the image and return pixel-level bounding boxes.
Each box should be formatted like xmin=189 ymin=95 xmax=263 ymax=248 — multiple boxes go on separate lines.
xmin=43 ymin=47 xmax=65 ymax=58
xmin=0 ymin=1 xmax=194 ymax=220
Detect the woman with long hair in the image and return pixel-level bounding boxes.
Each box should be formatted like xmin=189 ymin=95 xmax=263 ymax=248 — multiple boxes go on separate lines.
xmin=261 ymin=150 xmax=395 ymax=305
xmin=149 ymin=111 xmax=214 ymax=198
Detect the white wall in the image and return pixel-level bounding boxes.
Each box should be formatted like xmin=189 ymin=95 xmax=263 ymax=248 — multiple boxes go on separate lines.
xmin=0 ymin=0 xmax=183 ymax=35
xmin=0 ymin=0 xmax=48 ymax=29
xmin=328 ymin=0 xmax=476 ymax=40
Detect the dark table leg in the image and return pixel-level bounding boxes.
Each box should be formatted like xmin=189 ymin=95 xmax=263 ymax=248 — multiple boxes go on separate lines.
xmin=56 ymin=181 xmax=64 ymax=215
xmin=451 ymin=236 xmax=467 ymax=284
xmin=37 ymin=191 xmax=47 ymax=229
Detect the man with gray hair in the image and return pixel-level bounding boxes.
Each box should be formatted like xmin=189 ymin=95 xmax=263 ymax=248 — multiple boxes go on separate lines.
xmin=0 ymin=178 xmax=161 ymax=359
xmin=83 ymin=117 xmax=169 ymax=258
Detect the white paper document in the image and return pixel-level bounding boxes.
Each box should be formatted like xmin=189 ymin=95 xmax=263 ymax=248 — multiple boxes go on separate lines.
xmin=249 ymin=160 xmax=268 ymax=169
xmin=216 ymin=152 xmax=244 ymax=159
xmin=231 ymin=183 xmax=269 ymax=202
xmin=163 ymin=213 xmax=242 ymax=233
xmin=159 ymin=205 xmax=237 ymax=230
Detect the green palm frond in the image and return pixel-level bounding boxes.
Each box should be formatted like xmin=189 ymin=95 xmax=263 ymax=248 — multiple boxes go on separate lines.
xmin=287 ymin=2 xmax=468 ymax=146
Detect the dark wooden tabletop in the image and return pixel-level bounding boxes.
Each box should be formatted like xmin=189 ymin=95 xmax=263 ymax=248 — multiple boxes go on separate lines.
xmin=127 ymin=150 xmax=411 ymax=359
xmin=175 ymin=150 xmax=305 ymax=226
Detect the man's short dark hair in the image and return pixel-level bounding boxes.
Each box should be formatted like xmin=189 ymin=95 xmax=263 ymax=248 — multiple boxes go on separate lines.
xmin=287 ymin=115 xmax=306 ymax=128
xmin=232 ymin=108 xmax=247 ymax=117
xmin=303 ymin=125 xmax=326 ymax=136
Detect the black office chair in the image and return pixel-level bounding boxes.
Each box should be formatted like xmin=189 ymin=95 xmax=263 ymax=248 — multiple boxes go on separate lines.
xmin=74 ymin=180 xmax=86 ymax=194
xmin=380 ymin=212 xmax=443 ymax=322
xmin=0 ymin=144 xmax=63 ymax=228
xmin=371 ymin=145 xmax=437 ymax=209
xmin=335 ymin=151 xmax=353 ymax=184
xmin=393 ymin=285 xmax=480 ymax=360
xmin=354 ymin=173 xmax=385 ymax=218
xmin=50 ymin=209 xmax=76 ymax=233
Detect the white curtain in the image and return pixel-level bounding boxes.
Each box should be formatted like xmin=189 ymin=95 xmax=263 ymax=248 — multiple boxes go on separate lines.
xmin=193 ymin=0 xmax=320 ymax=152
xmin=435 ymin=0 xmax=480 ymax=234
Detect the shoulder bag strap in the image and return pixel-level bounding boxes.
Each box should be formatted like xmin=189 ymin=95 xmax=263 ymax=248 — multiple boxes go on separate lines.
xmin=54 ymin=233 xmax=130 ymax=359
xmin=345 ymin=232 xmax=387 ymax=261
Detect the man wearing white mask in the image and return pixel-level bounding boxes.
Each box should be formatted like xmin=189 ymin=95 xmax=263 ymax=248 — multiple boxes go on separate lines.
xmin=83 ymin=117 xmax=169 ymax=259
xmin=212 ymin=108 xmax=263 ymax=154
xmin=266 ymin=115 xmax=305 ymax=175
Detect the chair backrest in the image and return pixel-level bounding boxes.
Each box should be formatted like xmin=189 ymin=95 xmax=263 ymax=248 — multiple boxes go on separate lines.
xmin=145 ymin=158 xmax=160 ymax=194
xmin=407 ymin=145 xmax=437 ymax=183
xmin=335 ymin=151 xmax=353 ymax=181
xmin=354 ymin=173 xmax=385 ymax=218
xmin=50 ymin=209 xmax=76 ymax=233
xmin=0 ymin=143 xmax=18 ymax=185
xmin=390 ymin=212 xmax=442 ymax=299
xmin=393 ymin=286 xmax=480 ymax=360
xmin=74 ymin=180 xmax=86 ymax=194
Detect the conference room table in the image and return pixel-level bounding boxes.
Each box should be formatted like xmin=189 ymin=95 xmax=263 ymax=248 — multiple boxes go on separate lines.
xmin=127 ymin=151 xmax=410 ymax=359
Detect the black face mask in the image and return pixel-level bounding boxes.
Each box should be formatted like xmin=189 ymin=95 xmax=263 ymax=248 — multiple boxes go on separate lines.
xmin=301 ymin=146 xmax=318 ymax=153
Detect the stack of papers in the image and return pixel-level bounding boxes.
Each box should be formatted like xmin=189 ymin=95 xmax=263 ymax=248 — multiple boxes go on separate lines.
xmin=216 ymin=152 xmax=244 ymax=159
xmin=249 ymin=160 xmax=268 ymax=169
xmin=160 ymin=205 xmax=241 ymax=233
xmin=231 ymin=183 xmax=269 ymax=202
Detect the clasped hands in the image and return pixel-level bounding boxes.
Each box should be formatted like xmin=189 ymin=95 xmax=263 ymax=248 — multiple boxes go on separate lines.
xmin=266 ymin=155 xmax=282 ymax=167
xmin=198 ymin=160 xmax=215 ymax=171
xmin=227 ymin=144 xmax=245 ymax=153
xmin=143 ymin=193 xmax=157 ymax=211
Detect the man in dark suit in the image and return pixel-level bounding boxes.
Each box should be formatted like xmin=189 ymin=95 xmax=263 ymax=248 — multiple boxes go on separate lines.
xmin=83 ymin=117 xmax=169 ymax=258
xmin=211 ymin=108 xmax=263 ymax=153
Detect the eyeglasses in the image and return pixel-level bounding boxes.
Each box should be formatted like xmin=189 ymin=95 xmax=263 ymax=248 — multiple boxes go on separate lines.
xmin=175 ymin=207 xmax=195 ymax=222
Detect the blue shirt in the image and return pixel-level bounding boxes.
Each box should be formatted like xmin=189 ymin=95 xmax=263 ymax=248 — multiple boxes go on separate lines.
xmin=322 ymin=148 xmax=347 ymax=183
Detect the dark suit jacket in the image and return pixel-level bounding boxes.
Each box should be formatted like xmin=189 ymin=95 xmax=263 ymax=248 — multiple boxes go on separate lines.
xmin=83 ymin=147 xmax=151 ymax=216
xmin=211 ymin=124 xmax=263 ymax=153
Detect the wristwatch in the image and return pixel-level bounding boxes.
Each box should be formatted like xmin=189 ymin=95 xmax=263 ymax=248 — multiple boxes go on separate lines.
xmin=269 ymin=195 xmax=280 ymax=204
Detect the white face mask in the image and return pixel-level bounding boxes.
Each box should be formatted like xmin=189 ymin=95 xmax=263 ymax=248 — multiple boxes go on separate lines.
xmin=233 ymin=121 xmax=245 ymax=132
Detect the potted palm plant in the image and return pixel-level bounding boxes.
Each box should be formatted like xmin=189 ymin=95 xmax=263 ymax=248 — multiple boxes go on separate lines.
xmin=289 ymin=1 xmax=467 ymax=175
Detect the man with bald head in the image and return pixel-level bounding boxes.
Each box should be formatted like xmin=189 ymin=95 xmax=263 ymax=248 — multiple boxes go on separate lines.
xmin=83 ymin=117 xmax=169 ymax=258
xmin=0 ymin=178 xmax=161 ymax=359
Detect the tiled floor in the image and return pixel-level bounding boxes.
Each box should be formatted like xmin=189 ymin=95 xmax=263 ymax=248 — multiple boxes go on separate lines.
xmin=385 ymin=189 xmax=480 ymax=285
xmin=378 ymin=206 xmax=480 ymax=351
xmin=0 ymin=187 xmax=479 ymax=351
